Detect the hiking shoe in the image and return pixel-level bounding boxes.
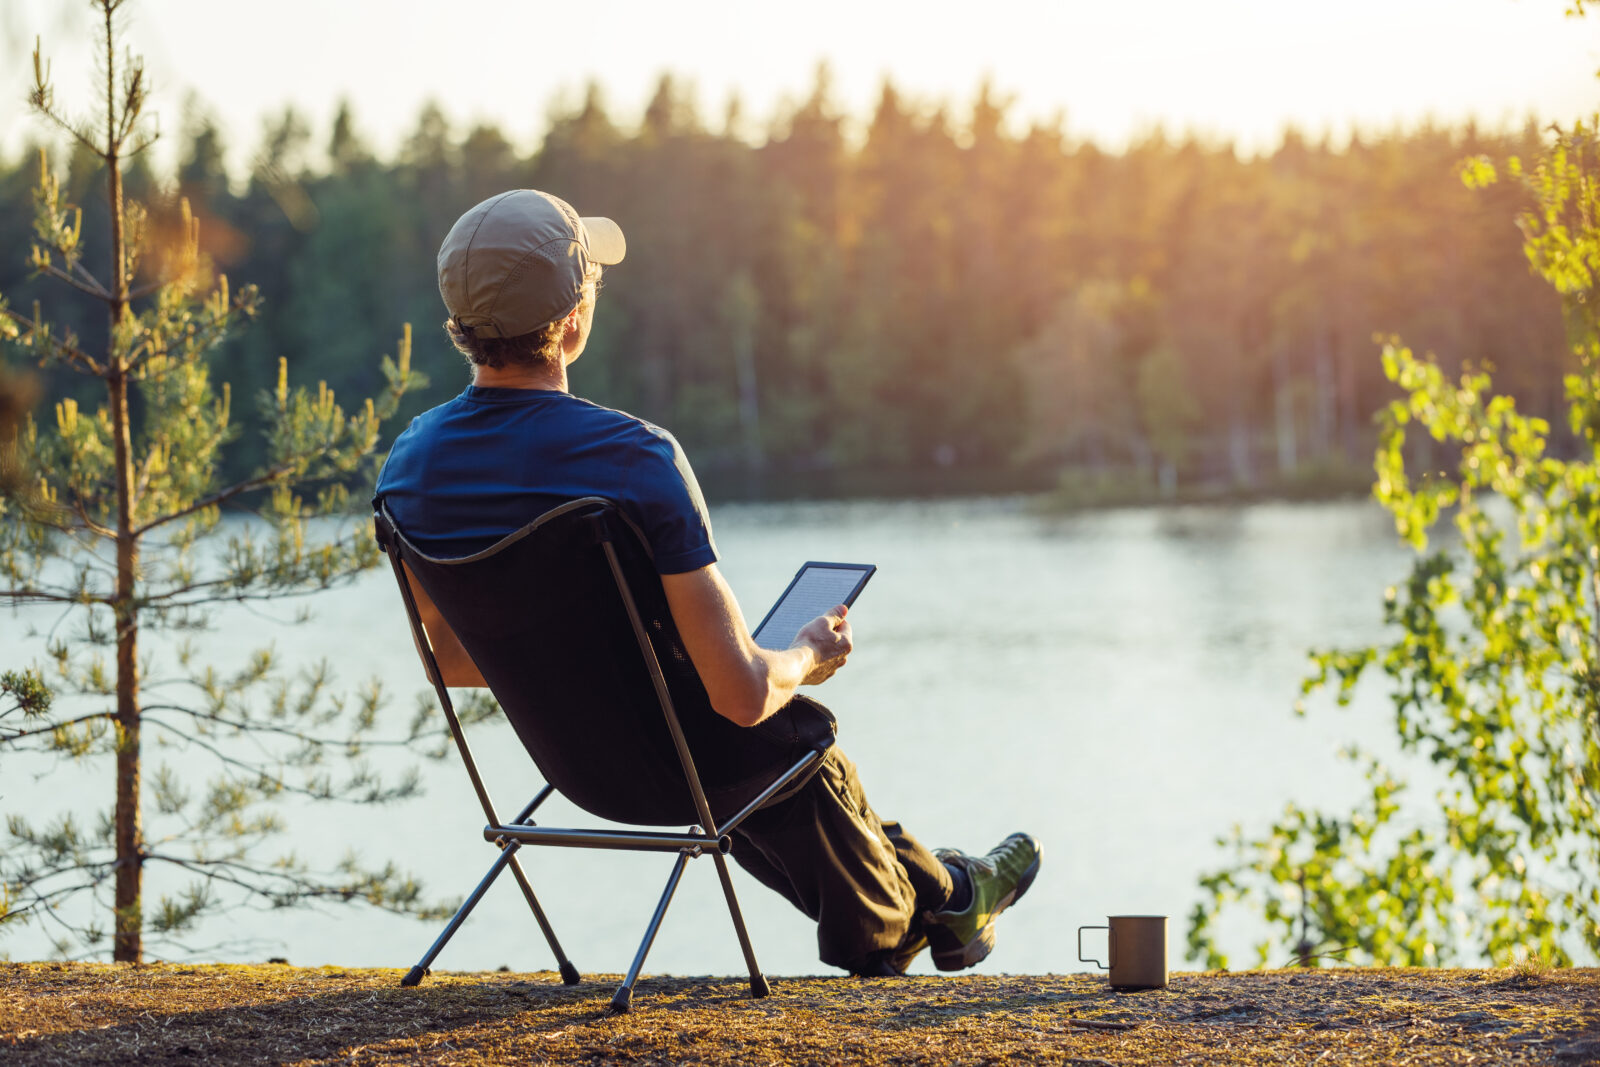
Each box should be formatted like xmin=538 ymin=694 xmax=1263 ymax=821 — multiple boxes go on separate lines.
xmin=922 ymin=832 xmax=1041 ymax=971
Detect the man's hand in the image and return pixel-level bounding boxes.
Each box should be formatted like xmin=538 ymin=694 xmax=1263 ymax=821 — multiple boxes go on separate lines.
xmin=662 ymin=567 xmax=854 ymax=726
xmin=794 ymin=603 xmax=853 ymax=685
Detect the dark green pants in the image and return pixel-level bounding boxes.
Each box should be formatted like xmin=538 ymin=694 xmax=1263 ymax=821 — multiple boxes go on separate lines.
xmin=729 ymin=745 xmax=955 ymax=972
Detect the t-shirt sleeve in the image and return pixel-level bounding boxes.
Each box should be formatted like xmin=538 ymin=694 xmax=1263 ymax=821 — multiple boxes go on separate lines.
xmin=628 ymin=427 xmax=719 ymax=574
xmin=371 ymin=416 xmax=418 ymax=510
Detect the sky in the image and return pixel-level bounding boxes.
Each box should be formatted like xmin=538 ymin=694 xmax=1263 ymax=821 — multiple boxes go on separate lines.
xmin=2 ymin=0 xmax=1599 ymax=177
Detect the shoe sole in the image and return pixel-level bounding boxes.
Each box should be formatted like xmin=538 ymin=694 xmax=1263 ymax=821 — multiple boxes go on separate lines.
xmin=930 ymin=841 xmax=1042 ymax=972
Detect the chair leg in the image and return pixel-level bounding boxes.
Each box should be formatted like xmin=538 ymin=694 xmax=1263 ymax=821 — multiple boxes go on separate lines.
xmin=401 ymin=841 xmax=519 ymax=987
xmin=611 ymin=852 xmax=689 ymax=1013
xmin=712 ymin=851 xmax=770 ymax=998
xmin=506 ymin=852 xmax=581 ymax=984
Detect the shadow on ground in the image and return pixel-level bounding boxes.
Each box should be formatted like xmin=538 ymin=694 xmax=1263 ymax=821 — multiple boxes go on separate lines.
xmin=7 ymin=975 xmax=595 ymax=1065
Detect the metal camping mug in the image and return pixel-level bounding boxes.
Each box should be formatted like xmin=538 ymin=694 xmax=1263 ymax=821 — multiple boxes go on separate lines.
xmin=1077 ymin=914 xmax=1169 ymax=990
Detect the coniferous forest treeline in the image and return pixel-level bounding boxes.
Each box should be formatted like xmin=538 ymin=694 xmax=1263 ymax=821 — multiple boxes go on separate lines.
xmin=0 ymin=73 xmax=1571 ymax=498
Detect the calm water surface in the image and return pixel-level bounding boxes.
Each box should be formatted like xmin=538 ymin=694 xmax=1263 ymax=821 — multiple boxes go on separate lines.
xmin=2 ymin=496 xmax=1417 ymax=974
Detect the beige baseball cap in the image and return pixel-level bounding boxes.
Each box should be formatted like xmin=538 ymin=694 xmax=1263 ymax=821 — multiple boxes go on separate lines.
xmin=437 ymin=189 xmax=626 ymax=340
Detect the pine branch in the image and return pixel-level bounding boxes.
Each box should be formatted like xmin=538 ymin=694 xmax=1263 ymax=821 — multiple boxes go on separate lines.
xmin=144 ymin=853 xmax=445 ymax=918
xmin=147 ymin=583 xmax=371 ymax=611
xmin=3 ymin=880 xmax=109 ymax=938
xmin=142 ymin=716 xmax=414 ymax=805
xmin=1 ymin=711 xmax=115 ymax=743
xmin=130 ymin=466 xmax=293 ymax=538
xmin=67 ymin=497 xmax=117 ymax=540
xmin=124 ymin=278 xmax=164 ymax=303
xmin=2 ymin=834 xmax=115 ymax=889
xmin=27 ymin=37 xmax=102 ymax=158
xmin=126 ymin=286 xmax=255 ymax=372
xmin=140 ymin=808 xmax=266 ymax=855
xmin=141 ymin=716 xmax=306 ymax=795
xmin=16 ymin=884 xmax=119 ymax=960
xmin=142 ymin=854 xmax=325 ymax=906
xmin=123 ymin=130 xmax=158 ymax=159
xmin=34 ymin=261 xmax=111 ymax=301
xmin=130 ymin=450 xmax=159 ymax=508
xmin=3 ymin=852 xmax=113 ymax=892
xmin=20 ymin=527 xmax=121 ymax=576
xmin=125 ymin=254 xmax=201 ymax=305
xmin=0 ymin=306 xmax=107 ymax=374
xmin=70 ymin=260 xmax=108 ymax=295
xmin=138 ymin=702 xmax=446 ymax=750
xmin=26 ymin=102 xmax=101 ymax=159
xmin=0 ymin=587 xmax=110 ymax=605
xmin=138 ymin=930 xmax=281 ymax=964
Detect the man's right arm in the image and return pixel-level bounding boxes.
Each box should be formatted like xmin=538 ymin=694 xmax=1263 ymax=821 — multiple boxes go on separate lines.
xmin=661 ymin=563 xmax=851 ymax=728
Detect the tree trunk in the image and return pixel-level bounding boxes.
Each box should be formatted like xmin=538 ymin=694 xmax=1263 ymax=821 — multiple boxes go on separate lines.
xmin=728 ymin=275 xmax=763 ymax=494
xmin=1273 ymin=345 xmax=1298 ymax=478
xmin=1313 ymin=326 xmax=1335 ymax=461
xmin=103 ymin=10 xmax=143 ymax=963
xmin=1229 ymin=417 xmax=1254 ymax=488
xmin=111 ymin=396 xmax=141 ymax=963
xmin=1275 ymin=386 xmax=1298 ymax=477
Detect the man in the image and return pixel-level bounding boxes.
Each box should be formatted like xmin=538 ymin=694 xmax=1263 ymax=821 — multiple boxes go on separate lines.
xmin=375 ymin=189 xmax=1040 ymax=976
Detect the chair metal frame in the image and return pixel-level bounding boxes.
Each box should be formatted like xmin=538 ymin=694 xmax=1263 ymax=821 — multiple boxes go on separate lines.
xmin=375 ymin=499 xmax=829 ymax=1012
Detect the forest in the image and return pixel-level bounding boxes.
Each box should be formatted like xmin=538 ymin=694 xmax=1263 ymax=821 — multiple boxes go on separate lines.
xmin=0 ymin=70 xmax=1570 ymax=499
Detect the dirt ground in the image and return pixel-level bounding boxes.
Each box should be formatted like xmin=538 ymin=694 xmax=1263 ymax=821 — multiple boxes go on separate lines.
xmin=1 ymin=962 xmax=1596 ymax=1065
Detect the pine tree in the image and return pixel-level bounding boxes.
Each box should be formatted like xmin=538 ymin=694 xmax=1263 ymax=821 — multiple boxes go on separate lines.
xmin=0 ymin=0 xmax=439 ymax=962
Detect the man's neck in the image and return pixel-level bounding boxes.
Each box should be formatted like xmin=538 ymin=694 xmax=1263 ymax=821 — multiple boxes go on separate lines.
xmin=471 ymin=361 xmax=568 ymax=392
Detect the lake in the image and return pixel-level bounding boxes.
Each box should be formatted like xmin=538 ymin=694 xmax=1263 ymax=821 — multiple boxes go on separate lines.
xmin=1 ymin=495 xmax=1420 ymax=975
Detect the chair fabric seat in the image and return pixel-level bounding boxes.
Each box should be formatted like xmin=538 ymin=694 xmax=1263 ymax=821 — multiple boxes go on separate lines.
xmin=386 ymin=497 xmax=836 ymax=826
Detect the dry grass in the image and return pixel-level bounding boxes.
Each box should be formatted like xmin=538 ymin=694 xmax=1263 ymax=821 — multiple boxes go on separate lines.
xmin=1 ymin=963 xmax=1597 ymax=1065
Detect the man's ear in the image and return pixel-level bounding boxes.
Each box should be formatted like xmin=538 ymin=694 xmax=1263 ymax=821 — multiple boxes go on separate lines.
xmin=559 ymin=303 xmax=586 ymax=359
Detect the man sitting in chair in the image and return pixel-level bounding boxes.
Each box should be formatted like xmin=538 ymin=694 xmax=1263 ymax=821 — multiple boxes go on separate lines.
xmin=373 ymin=189 xmax=1041 ymax=977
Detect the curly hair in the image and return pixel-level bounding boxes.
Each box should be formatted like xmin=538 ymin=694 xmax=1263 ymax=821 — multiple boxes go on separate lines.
xmin=445 ymin=264 xmax=602 ymax=370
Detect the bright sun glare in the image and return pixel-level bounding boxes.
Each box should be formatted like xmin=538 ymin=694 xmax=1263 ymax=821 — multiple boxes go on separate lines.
xmin=2 ymin=0 xmax=1598 ymax=173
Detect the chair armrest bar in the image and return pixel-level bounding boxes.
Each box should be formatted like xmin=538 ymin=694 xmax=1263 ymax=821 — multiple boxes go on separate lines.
xmin=716 ymin=748 xmax=828 ymax=838
xmin=485 ymin=825 xmax=731 ymax=855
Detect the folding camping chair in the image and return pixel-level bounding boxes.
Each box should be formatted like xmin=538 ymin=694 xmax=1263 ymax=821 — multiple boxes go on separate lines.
xmin=374 ymin=497 xmax=835 ymax=1012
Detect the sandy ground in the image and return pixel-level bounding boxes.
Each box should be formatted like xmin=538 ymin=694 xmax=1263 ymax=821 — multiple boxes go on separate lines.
xmin=2 ymin=962 xmax=1597 ymax=1065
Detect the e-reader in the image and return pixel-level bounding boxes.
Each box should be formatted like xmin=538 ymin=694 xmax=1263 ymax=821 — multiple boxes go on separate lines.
xmin=750 ymin=562 xmax=875 ymax=651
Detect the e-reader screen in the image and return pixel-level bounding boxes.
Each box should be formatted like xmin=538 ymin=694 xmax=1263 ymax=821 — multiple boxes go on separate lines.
xmin=751 ymin=562 xmax=875 ymax=651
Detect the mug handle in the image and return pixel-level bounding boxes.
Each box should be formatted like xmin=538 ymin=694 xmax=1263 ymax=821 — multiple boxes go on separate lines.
xmin=1077 ymin=925 xmax=1114 ymax=970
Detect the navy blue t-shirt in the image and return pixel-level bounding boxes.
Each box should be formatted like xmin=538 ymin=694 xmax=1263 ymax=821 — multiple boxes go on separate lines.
xmin=374 ymin=386 xmax=718 ymax=572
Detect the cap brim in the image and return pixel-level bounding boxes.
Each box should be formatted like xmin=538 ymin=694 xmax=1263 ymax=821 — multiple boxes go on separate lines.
xmin=582 ymin=216 xmax=626 ymax=265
